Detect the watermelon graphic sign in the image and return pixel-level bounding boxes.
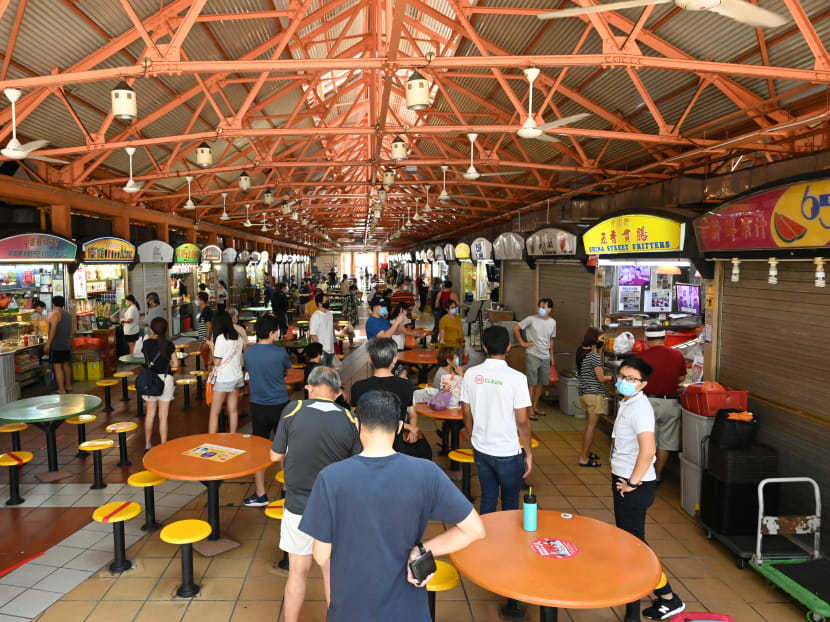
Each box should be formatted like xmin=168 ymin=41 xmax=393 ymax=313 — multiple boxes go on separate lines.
xmin=694 ymin=180 xmax=830 ymax=252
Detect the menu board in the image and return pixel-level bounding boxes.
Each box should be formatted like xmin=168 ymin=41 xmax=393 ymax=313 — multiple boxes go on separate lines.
xmin=645 ymin=289 xmax=672 ymax=312
xmin=618 ymin=286 xmax=642 ymax=312
xmin=82 ymin=237 xmax=136 ymax=263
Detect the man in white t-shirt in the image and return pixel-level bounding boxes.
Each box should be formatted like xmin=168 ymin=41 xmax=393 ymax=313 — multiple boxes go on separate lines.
xmin=512 ymin=298 xmax=556 ymax=419
xmin=309 ymin=291 xmax=335 ymax=367
xmin=461 ymin=325 xmax=533 ymax=514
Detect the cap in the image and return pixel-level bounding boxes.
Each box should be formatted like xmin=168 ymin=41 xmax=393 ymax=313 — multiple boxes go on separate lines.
xmin=645 ymin=328 xmax=666 ymax=339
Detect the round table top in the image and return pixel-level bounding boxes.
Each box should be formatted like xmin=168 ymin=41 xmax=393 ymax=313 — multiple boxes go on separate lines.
xmin=414 ymin=402 xmax=463 ymax=421
xmin=242 ymin=307 xmax=271 ymax=313
xmin=285 ymin=368 xmax=304 ymax=385
xmin=274 ymin=337 xmax=311 ymax=350
xmin=143 ymin=433 xmax=272 ymax=481
xmin=398 ymin=349 xmax=438 ymax=365
xmin=413 ymin=328 xmax=434 ymax=337
xmin=449 ymin=510 xmax=661 ymax=609
xmin=180 ymin=330 xmax=198 ymax=338
xmin=0 ymin=394 xmax=103 ymax=424
xmin=119 ymin=354 xmax=145 ymax=365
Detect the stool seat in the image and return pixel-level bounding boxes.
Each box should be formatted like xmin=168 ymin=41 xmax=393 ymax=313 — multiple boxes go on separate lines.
xmin=113 ymin=371 xmax=133 ymax=379
xmin=128 ymin=385 xmax=137 ymax=391
xmin=338 ymin=321 xmax=349 ymax=326
xmin=0 ymin=423 xmax=28 ymax=433
xmin=520 ymin=437 xmax=540 ymax=450
xmin=176 ymin=377 xmax=196 ymax=385
xmin=418 ymin=383 xmax=429 ymax=389
xmin=67 ymin=414 xmax=96 ymax=425
xmin=337 ymin=354 xmax=345 ymax=360
xmin=128 ymin=470 xmax=167 ymax=488
xmin=187 ymin=352 xmax=200 ymax=357
xmin=92 ymin=500 xmax=142 ymax=523
xmin=448 ymin=449 xmax=474 ymax=463
xmin=264 ymin=499 xmax=285 ymax=520
xmin=79 ymin=439 xmax=114 ymax=451
xmin=427 ymin=560 xmax=460 ymax=592
xmin=275 ymin=470 xmax=285 ymax=483
xmin=189 ymin=370 xmax=210 ymax=377
xmin=291 ymin=363 xmax=305 ymax=369
xmin=174 ymin=344 xmax=187 ymax=350
xmin=96 ymin=379 xmax=119 ymax=387
xmin=160 ymin=519 xmax=212 ymax=545
xmin=0 ymin=451 xmax=33 ymax=467
xmin=106 ymin=421 xmax=138 ymax=434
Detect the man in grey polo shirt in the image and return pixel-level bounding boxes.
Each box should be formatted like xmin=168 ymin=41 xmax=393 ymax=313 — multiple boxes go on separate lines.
xmin=513 ymin=298 xmax=556 ymax=419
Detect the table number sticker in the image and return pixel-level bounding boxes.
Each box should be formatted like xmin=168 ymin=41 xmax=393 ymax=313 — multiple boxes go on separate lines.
xmin=182 ymin=443 xmax=247 ymax=462
xmin=530 ymin=538 xmax=580 ymax=560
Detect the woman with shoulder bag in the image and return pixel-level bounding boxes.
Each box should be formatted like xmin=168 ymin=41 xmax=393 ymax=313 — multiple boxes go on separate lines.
xmin=208 ymin=310 xmax=244 ymax=433
xmin=577 ymin=327 xmax=613 ymax=468
xmin=142 ymin=317 xmax=179 ymax=452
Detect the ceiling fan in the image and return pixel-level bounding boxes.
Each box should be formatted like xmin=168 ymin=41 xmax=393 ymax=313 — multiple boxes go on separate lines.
xmin=537 ymin=0 xmax=788 ymax=29
xmin=517 ymin=68 xmax=591 ymax=142
xmin=182 ymin=176 xmax=196 ymax=210
xmin=242 ymin=204 xmax=253 ymax=227
xmin=2 ymin=88 xmax=67 ymax=164
xmin=438 ymin=165 xmax=480 ymax=202
xmin=123 ymin=147 xmax=167 ymax=194
xmin=458 ymin=134 xmax=522 ymax=181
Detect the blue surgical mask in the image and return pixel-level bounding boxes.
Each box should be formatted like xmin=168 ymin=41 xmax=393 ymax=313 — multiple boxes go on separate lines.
xmin=453 ymin=356 xmax=460 ymax=366
xmin=449 ymin=307 xmax=458 ymax=315
xmin=615 ymin=379 xmax=639 ymax=397
xmin=538 ymin=307 xmax=548 ymax=317
xmin=379 ymin=307 xmax=388 ymax=317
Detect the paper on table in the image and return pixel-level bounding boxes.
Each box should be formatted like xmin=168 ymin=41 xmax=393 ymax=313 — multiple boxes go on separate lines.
xmin=182 ymin=443 xmax=247 ymax=462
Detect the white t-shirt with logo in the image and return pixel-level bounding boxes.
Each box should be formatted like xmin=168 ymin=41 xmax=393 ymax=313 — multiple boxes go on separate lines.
xmin=461 ymin=358 xmax=532 ymax=457
xmin=518 ymin=314 xmax=557 ymax=361
xmin=309 ymin=309 xmax=334 ymax=354
xmin=611 ymin=391 xmax=656 ymax=481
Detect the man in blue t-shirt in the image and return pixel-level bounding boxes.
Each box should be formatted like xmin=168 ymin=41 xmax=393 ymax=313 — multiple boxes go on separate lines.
xmin=242 ymin=314 xmax=292 ymax=507
xmin=365 ymin=299 xmax=405 ymax=340
xmin=300 ymin=390 xmax=485 ymax=622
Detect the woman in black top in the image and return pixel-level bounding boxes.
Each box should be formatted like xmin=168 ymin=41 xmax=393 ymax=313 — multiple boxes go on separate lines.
xmin=142 ymin=317 xmax=179 ymax=451
xmin=576 ymin=327 xmax=613 ymax=468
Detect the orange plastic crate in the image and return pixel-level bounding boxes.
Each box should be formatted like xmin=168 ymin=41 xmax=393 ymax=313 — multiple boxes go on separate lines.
xmin=680 ymin=388 xmax=748 ymax=418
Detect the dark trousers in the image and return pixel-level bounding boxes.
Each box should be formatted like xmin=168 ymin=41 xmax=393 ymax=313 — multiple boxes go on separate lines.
xmin=474 ymin=450 xmax=524 ymax=514
xmin=418 ymin=288 xmax=428 ymax=311
xmin=431 ymin=310 xmax=443 ymax=343
xmin=276 ymin=312 xmax=288 ymax=337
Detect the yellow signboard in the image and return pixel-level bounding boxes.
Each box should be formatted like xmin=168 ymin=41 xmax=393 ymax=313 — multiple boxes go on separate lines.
xmin=454 ymin=243 xmax=471 ymax=260
xmin=81 ymin=237 xmax=135 ymax=263
xmin=583 ymin=214 xmax=684 ymax=254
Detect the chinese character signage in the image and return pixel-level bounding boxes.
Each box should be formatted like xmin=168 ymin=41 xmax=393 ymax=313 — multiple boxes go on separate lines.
xmin=81 ymin=237 xmax=136 ymax=263
xmin=493 ymin=232 xmax=525 ymax=260
xmin=201 ymin=245 xmax=222 ymax=263
xmin=137 ymin=241 xmax=174 ymax=264
xmin=175 ymin=243 xmax=200 ymax=264
xmin=526 ymin=228 xmax=577 ymax=256
xmin=0 ymin=233 xmax=77 ymax=262
xmin=695 ymin=180 xmax=830 ymax=252
xmin=583 ymin=215 xmax=684 ymax=254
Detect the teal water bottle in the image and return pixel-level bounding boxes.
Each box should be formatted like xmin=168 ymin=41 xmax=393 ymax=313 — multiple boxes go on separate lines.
xmin=523 ymin=487 xmax=537 ymax=532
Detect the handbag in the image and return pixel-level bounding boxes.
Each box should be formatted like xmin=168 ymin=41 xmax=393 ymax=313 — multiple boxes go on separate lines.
xmin=200 ymin=341 xmax=212 ymax=367
xmin=136 ymin=348 xmax=168 ymax=396
xmin=428 ymin=390 xmax=452 ymax=411
xmin=133 ymin=335 xmax=144 ymax=356
xmin=404 ymin=335 xmax=417 ymax=349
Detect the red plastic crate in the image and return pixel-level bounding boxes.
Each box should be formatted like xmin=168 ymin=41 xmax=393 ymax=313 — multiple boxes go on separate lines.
xmin=680 ymin=388 xmax=748 ymax=417
xmin=671 ymin=614 xmax=734 ymax=622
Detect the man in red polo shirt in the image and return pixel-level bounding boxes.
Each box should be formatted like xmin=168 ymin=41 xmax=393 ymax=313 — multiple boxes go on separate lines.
xmin=637 ymin=327 xmax=688 ymax=482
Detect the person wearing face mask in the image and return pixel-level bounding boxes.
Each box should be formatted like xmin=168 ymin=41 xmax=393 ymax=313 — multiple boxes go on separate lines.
xmin=611 ymin=357 xmax=685 ymax=621
xmin=365 ymin=299 xmax=405 ymax=340
xmin=512 ymin=298 xmax=556 ymax=419
xmin=438 ymin=300 xmax=465 ymax=361
xmin=309 ymin=291 xmax=335 ymax=366
xmin=390 ymin=276 xmax=416 ymax=310
xmin=576 ymin=327 xmax=613 ymax=468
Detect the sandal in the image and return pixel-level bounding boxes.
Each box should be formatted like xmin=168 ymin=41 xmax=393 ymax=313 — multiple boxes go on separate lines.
xmin=579 ymin=458 xmax=602 ymax=468
xmin=534 ymin=409 xmax=546 ymax=417
xmin=589 ymin=452 xmax=600 ymax=461
xmin=529 ymin=414 xmax=539 ymax=421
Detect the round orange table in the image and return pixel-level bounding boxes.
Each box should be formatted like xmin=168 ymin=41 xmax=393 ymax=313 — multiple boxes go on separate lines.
xmin=285 ymin=367 xmax=303 ymax=385
xmin=411 ymin=328 xmax=434 ymax=347
xmin=449 ymin=510 xmax=662 ymax=621
xmin=397 ymin=349 xmax=438 ymax=384
xmin=143 ymin=433 xmax=271 ymax=555
xmin=414 ymin=402 xmax=463 ymax=467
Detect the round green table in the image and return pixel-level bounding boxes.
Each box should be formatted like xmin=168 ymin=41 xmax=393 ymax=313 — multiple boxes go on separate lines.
xmin=0 ymin=394 xmax=102 ymax=473
xmin=180 ymin=330 xmax=198 ymax=339
xmin=119 ymin=354 xmax=145 ymax=365
xmin=241 ymin=306 xmax=271 ymax=315
xmin=274 ymin=337 xmax=312 ymax=350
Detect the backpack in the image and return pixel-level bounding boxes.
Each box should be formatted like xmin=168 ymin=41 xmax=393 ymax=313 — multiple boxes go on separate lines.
xmin=135 ymin=347 xmax=169 ymax=396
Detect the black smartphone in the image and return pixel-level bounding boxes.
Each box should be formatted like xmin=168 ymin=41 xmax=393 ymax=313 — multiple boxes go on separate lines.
xmin=409 ymin=544 xmax=437 ymax=585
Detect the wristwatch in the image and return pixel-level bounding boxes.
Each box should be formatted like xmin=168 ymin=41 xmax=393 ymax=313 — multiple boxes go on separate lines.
xmin=417 ymin=542 xmax=427 ymax=555
xmin=627 ymin=479 xmax=643 ymax=488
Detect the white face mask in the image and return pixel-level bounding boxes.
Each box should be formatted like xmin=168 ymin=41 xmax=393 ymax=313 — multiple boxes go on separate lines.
xmin=538 ymin=307 xmax=548 ymax=317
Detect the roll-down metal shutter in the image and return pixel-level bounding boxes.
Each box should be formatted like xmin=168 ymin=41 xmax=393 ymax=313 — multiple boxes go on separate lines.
xmin=502 ymin=261 xmax=535 ymax=321
xmin=538 ymin=261 xmax=593 ymax=362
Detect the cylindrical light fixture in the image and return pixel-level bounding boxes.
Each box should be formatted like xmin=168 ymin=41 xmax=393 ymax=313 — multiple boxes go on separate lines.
xmin=291 ymin=211 xmax=299 ymax=221
xmin=238 ymin=171 xmax=251 ymax=190
xmin=378 ymin=188 xmax=388 ymax=202
xmin=405 ymin=71 xmax=430 ymax=110
xmin=383 ymin=170 xmax=395 ymax=186
xmin=111 ymin=81 xmax=137 ymax=120
xmin=263 ymin=191 xmax=274 ymax=205
xmin=195 ymin=142 xmax=212 ymax=167
xmin=281 ymin=203 xmax=291 ymax=215
xmin=390 ymin=136 xmax=407 ymax=161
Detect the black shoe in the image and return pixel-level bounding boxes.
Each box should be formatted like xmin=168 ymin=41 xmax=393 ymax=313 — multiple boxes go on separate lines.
xmin=643 ymin=596 xmax=685 ymax=620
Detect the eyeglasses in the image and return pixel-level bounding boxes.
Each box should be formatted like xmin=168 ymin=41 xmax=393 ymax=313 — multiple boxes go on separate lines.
xmin=617 ymin=374 xmax=642 ymax=383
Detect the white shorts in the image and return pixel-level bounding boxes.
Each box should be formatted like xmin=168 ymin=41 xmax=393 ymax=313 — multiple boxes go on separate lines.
xmin=142 ymin=375 xmax=175 ymax=402
xmin=279 ymin=508 xmax=313 ymax=556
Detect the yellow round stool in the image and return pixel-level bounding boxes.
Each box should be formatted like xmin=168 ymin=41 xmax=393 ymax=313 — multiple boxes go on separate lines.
xmin=448 ymin=449 xmax=475 ymax=502
xmin=176 ymin=377 xmax=196 ymax=411
xmin=113 ymin=371 xmax=134 ymax=402
xmin=128 ymin=470 xmax=167 ymax=531
xmin=190 ymin=370 xmax=209 ymax=401
xmin=0 ymin=422 xmax=28 ymax=452
xmin=160 ymin=520 xmax=212 ymax=597
xmin=264 ymin=500 xmax=289 ymax=569
xmin=0 ymin=451 xmax=33 ymax=506
xmin=519 ymin=436 xmax=540 ymax=450
xmin=106 ymin=421 xmax=138 ymax=467
xmin=427 ymin=560 xmax=460 ymax=620
xmin=187 ymin=350 xmax=202 ymax=371
xmin=79 ymin=439 xmax=114 ymax=490
xmin=67 ymin=414 xmax=97 ymax=457
xmin=96 ymin=378 xmax=119 ymax=413
xmin=93 ymin=501 xmax=142 ymax=573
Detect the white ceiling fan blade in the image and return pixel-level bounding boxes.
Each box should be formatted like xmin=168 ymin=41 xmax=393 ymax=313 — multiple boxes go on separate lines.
xmin=476 ymin=171 xmax=522 ymax=178
xmin=710 ymin=0 xmax=788 ymax=28
xmin=18 ymin=139 xmax=49 ymax=153
xmin=534 ymin=134 xmax=561 ymax=143
xmin=538 ymin=0 xmax=669 ymax=19
xmin=137 ymin=189 xmax=169 ymax=193
xmin=27 ymin=154 xmax=69 ymax=164
xmin=537 ymin=113 xmax=592 ymax=131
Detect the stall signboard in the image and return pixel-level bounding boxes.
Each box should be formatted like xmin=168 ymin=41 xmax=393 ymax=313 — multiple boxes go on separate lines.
xmin=175 ymin=243 xmax=200 ymax=264
xmin=426 ymin=248 xmax=435 ymax=261
xmin=276 ymin=253 xmax=284 ymax=263
xmin=583 ymin=215 xmax=684 ymax=254
xmin=443 ymin=244 xmax=455 ymax=261
xmin=201 ymin=245 xmax=222 ymax=263
xmin=259 ymin=250 xmax=269 ymax=264
xmin=454 ymin=243 xmax=470 ymax=260
xmin=222 ymin=248 xmax=237 ymax=264
xmin=435 ymin=245 xmax=445 ymax=262
xmin=527 ymin=228 xmax=577 ymax=256
xmin=471 ymin=238 xmax=493 ymax=261
xmin=493 ymin=232 xmax=524 ymax=260
xmin=238 ymin=250 xmax=251 ymax=263
xmin=250 ymin=251 xmax=260 ymax=263
xmin=81 ymin=237 xmax=135 ymax=263
xmin=0 ymin=233 xmax=77 ymax=262
xmin=137 ymin=241 xmax=174 ymax=264
xmin=694 ymin=180 xmax=830 ymax=251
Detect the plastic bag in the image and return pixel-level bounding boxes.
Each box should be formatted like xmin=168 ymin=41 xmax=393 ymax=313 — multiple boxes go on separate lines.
xmin=613 ymin=332 xmax=635 ymax=354
xmin=428 ymin=390 xmax=452 ymax=411
xmin=549 ymin=364 xmax=559 ymax=385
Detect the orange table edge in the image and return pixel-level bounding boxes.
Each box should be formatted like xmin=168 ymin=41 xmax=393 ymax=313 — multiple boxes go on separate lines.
xmin=413 ymin=402 xmax=463 ymax=421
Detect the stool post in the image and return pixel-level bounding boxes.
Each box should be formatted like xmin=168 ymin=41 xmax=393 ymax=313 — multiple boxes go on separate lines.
xmin=91 ymin=450 xmax=106 ymax=490
xmin=540 ymin=606 xmax=558 ymax=622
xmin=278 ymin=550 xmax=289 ymax=571
xmin=182 ymin=384 xmax=191 ymax=411
xmin=6 ymin=465 xmax=23 ymax=506
xmin=461 ymin=463 xmax=472 ymax=501
xmin=76 ymin=424 xmax=87 ymax=458
xmin=450 ymin=424 xmax=461 ymax=472
xmin=218 ymin=409 xmax=228 ymax=433
xmin=142 ymin=487 xmax=160 ymax=531
xmin=177 ymin=542 xmax=199 ymax=597
xmin=195 ymin=377 xmax=204 ymax=401
xmin=102 ymin=386 xmax=113 ymax=413
xmin=110 ymin=522 xmax=131 ymax=573
xmin=136 ymin=392 xmax=144 ymax=417
xmin=120 ymin=377 xmax=130 ymax=401
xmin=428 ymin=591 xmax=436 ymax=622
xmin=116 ymin=432 xmax=131 ymax=467
xmin=195 ymin=356 xmax=201 ymax=371
xmin=11 ymin=431 xmax=21 ymax=452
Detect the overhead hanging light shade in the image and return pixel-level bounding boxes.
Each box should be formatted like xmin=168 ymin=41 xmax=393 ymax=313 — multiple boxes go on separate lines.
xmin=383 ymin=169 xmax=396 ymax=186
xmin=291 ymin=211 xmax=299 ymax=221
xmin=656 ymin=265 xmax=681 ymax=276
xmin=110 ymin=81 xmax=137 ymax=120
xmin=390 ymin=136 xmax=407 ymax=161
xmin=195 ymin=142 xmax=212 ymax=167
xmin=405 ymin=70 xmax=430 ymax=110
xmin=263 ymin=191 xmax=274 ymax=205
xmin=238 ymin=171 xmax=251 ymax=190
xmin=378 ymin=188 xmax=388 ymax=202
xmin=302 ymin=217 xmax=309 ymax=226
xmin=281 ymin=204 xmax=291 ymax=215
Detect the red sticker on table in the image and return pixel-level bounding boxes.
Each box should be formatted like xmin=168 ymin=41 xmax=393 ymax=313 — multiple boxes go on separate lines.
xmin=529 ymin=538 xmax=580 ymax=560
